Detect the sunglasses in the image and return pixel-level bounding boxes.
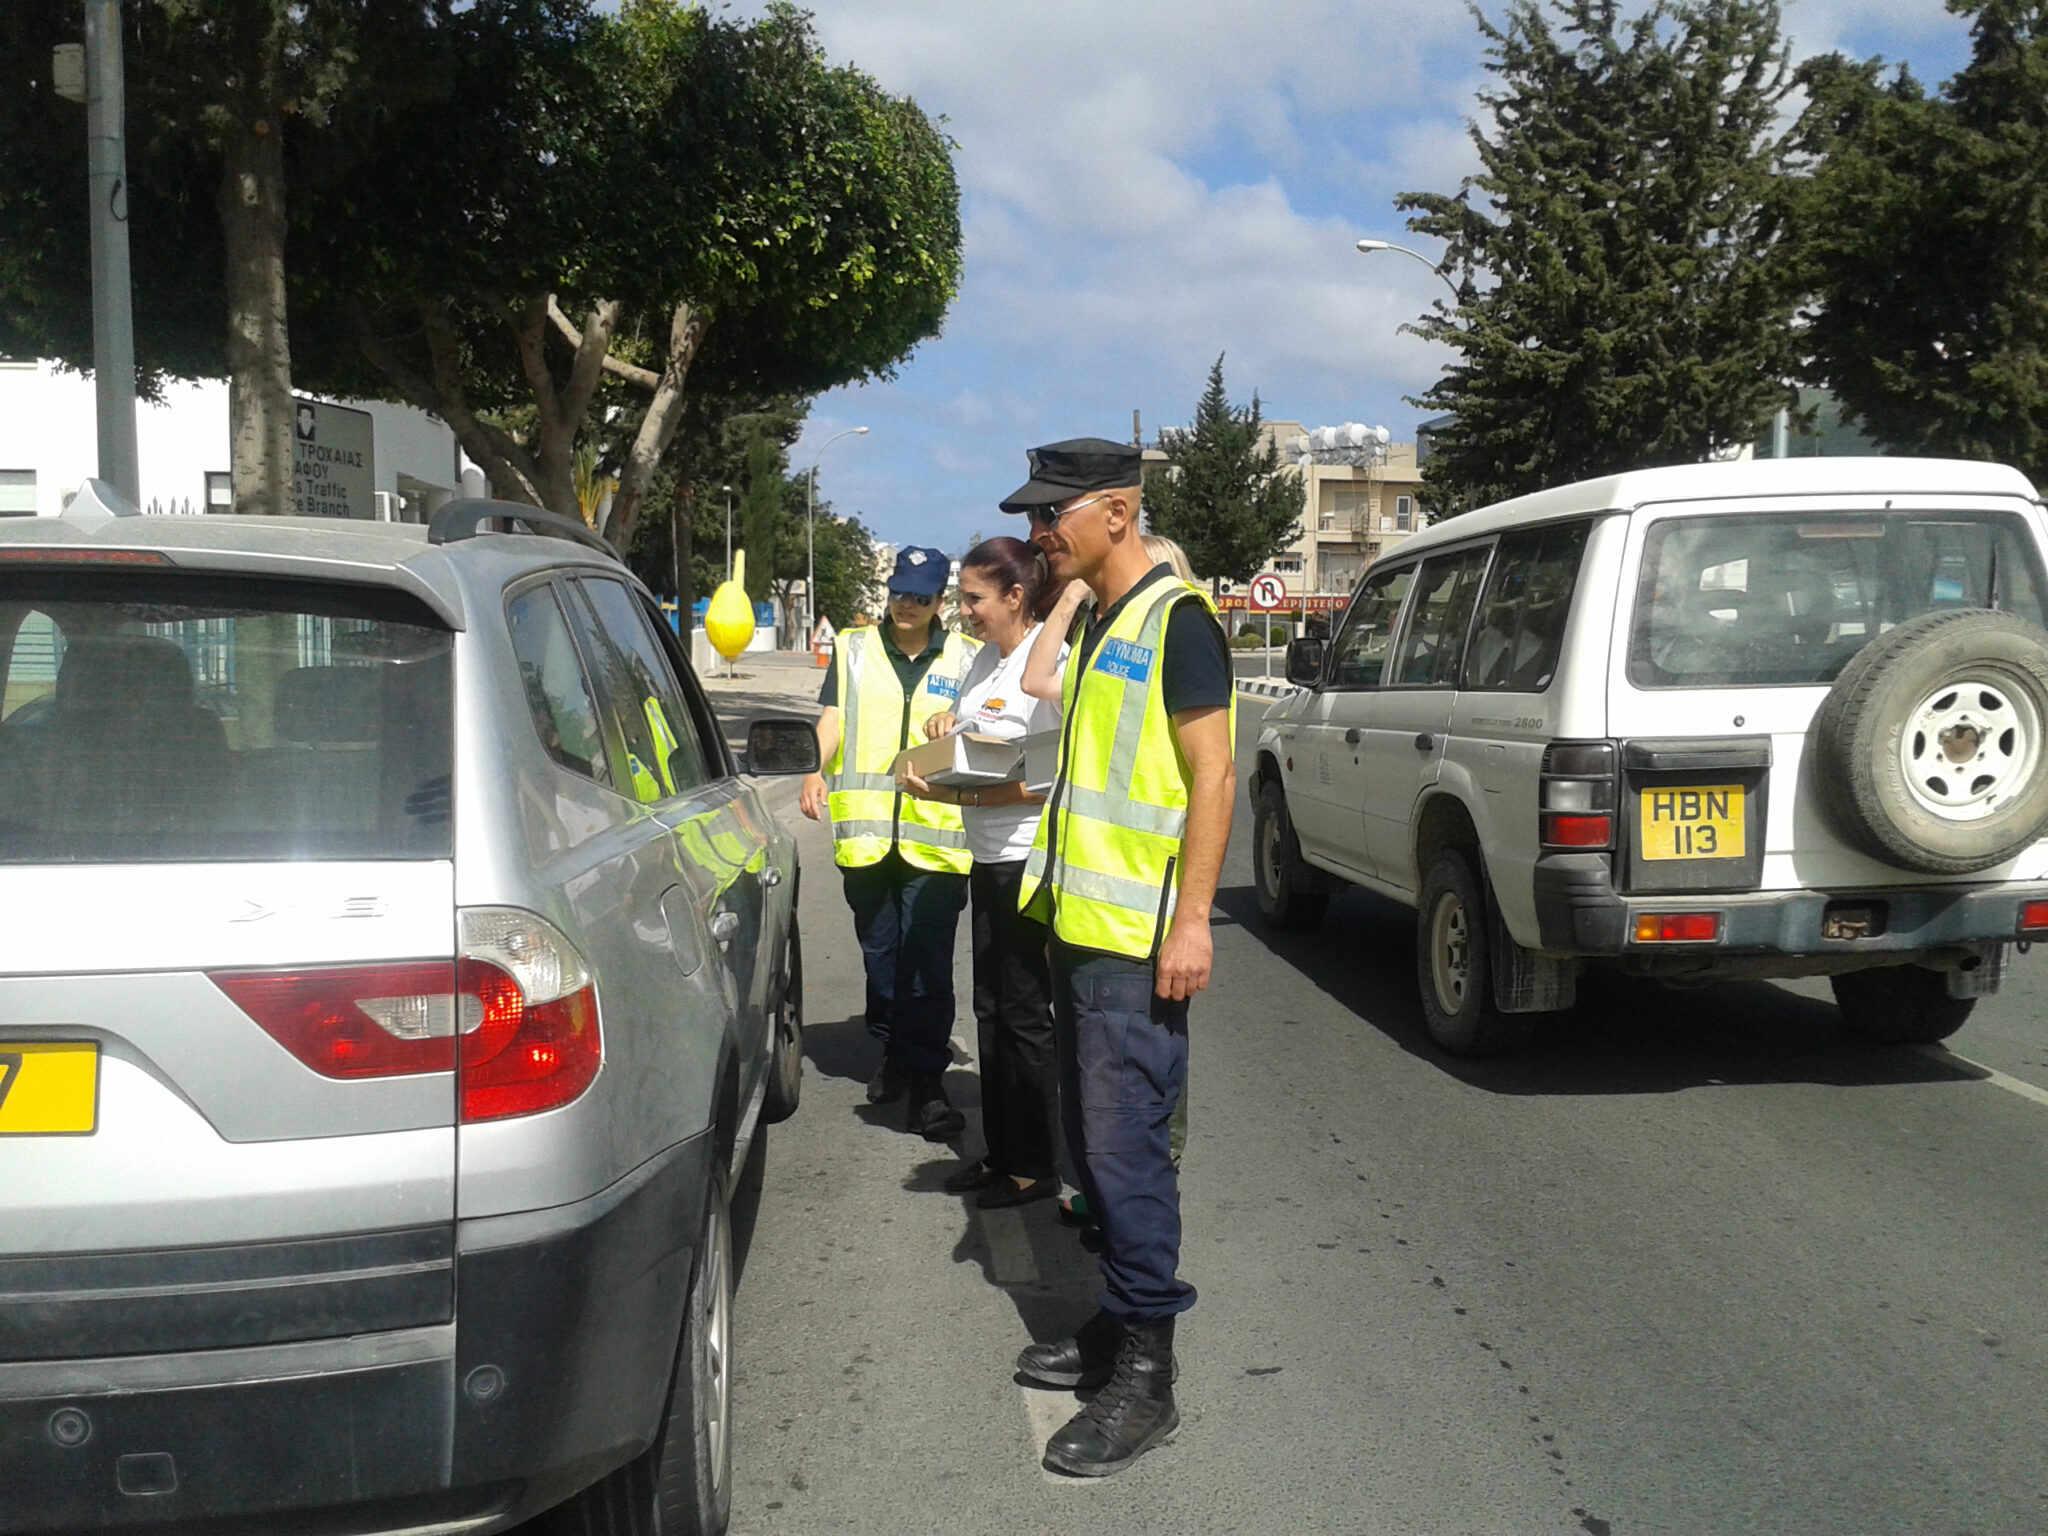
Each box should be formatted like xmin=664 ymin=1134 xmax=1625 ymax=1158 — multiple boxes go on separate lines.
xmin=888 ymin=589 xmax=939 ymax=606
xmin=1025 ymin=492 xmax=1110 ymax=532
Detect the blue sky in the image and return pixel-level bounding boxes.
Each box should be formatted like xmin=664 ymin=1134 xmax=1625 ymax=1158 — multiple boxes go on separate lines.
xmin=771 ymin=1 xmax=1977 ymax=555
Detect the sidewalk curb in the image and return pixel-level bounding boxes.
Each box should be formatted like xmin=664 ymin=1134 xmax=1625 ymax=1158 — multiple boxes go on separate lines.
xmin=1236 ymin=677 xmax=1300 ymax=701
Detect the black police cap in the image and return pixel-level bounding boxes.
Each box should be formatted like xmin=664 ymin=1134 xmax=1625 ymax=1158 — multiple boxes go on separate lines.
xmin=998 ymin=438 xmax=1143 ymax=514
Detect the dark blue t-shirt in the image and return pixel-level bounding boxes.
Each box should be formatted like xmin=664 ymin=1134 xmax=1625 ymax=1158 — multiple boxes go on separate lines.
xmin=1072 ymin=564 xmax=1231 ymax=716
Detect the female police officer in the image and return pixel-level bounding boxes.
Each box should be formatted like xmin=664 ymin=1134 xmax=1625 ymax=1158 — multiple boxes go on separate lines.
xmin=800 ymin=547 xmax=980 ymax=1138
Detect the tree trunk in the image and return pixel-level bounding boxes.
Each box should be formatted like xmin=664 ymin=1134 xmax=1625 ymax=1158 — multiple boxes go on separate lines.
xmin=218 ymin=116 xmax=293 ymax=516
xmin=605 ymin=299 xmax=710 ymax=550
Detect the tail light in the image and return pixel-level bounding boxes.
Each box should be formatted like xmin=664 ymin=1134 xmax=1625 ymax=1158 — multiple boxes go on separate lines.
xmin=211 ymin=908 xmax=601 ymax=1122
xmin=1540 ymin=740 xmax=1616 ymax=851
xmin=1633 ymin=912 xmax=1721 ymax=943
xmin=2020 ymin=899 xmax=2048 ymax=935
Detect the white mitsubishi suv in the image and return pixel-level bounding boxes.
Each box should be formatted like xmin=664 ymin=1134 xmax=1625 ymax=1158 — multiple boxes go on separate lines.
xmin=1252 ymin=457 xmax=2048 ymax=1055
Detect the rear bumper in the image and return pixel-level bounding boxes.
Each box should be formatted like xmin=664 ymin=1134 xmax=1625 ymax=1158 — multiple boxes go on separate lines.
xmin=0 ymin=1132 xmax=711 ymax=1534
xmin=1531 ymin=854 xmax=2048 ymax=963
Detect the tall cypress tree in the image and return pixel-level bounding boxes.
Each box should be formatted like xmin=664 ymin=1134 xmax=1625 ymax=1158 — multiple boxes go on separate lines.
xmin=1397 ymin=0 xmax=1799 ymax=516
xmin=1794 ymin=2 xmax=2048 ymax=482
xmin=1145 ymin=356 xmax=1306 ymax=584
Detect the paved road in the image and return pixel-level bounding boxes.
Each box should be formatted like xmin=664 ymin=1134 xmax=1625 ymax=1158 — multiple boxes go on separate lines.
xmin=709 ymin=703 xmax=2048 ymax=1534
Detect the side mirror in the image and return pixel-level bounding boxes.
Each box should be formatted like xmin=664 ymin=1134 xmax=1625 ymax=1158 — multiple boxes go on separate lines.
xmin=744 ymin=716 xmax=821 ymax=776
xmin=1285 ymin=638 xmax=1326 ymax=687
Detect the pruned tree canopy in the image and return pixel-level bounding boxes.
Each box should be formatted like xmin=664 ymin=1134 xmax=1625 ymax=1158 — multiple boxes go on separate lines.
xmin=1 ymin=0 xmax=961 ymax=540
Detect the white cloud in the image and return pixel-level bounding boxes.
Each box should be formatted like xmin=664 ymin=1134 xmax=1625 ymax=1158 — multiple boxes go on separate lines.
xmin=777 ymin=0 xmax=1972 ymax=551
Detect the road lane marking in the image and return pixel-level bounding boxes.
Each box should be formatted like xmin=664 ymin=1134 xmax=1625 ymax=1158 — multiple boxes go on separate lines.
xmin=1921 ymin=1047 xmax=2048 ymax=1110
xmin=979 ymin=1206 xmax=1040 ymax=1285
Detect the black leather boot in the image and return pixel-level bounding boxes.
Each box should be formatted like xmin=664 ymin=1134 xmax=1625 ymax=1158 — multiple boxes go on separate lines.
xmin=1015 ymin=1308 xmax=1123 ymax=1389
xmin=1041 ymin=1320 xmax=1179 ymax=1478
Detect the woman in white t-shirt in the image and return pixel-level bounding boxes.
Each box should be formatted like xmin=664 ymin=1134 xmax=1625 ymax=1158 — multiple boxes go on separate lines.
xmin=897 ymin=538 xmax=1065 ymax=1207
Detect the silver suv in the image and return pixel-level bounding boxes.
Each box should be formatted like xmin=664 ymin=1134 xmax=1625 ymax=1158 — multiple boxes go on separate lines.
xmin=0 ymin=491 xmax=814 ymax=1535
xmin=1253 ymin=457 xmax=2048 ymax=1055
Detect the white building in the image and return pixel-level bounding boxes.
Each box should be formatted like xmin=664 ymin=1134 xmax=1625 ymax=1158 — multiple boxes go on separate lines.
xmin=0 ymin=359 xmax=473 ymax=520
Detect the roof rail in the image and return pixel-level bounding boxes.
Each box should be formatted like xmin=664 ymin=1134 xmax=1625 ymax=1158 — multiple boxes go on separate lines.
xmin=428 ymin=498 xmax=619 ymax=560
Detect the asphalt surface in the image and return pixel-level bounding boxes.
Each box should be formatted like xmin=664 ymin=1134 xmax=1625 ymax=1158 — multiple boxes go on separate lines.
xmin=708 ymin=700 xmax=2048 ymax=1536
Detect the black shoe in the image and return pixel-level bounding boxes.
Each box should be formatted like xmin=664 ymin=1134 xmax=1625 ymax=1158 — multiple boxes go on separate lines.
xmin=943 ymin=1160 xmax=1000 ymax=1194
xmin=906 ymin=1076 xmax=965 ymax=1140
xmin=1016 ymin=1309 xmax=1123 ymax=1390
xmin=866 ymin=1059 xmax=908 ymax=1104
xmin=978 ymin=1176 xmax=1059 ymax=1210
xmin=1042 ymin=1321 xmax=1180 ymax=1478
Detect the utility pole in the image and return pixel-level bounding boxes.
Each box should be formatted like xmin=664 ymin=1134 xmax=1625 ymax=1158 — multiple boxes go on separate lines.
xmin=84 ymin=0 xmax=140 ymax=506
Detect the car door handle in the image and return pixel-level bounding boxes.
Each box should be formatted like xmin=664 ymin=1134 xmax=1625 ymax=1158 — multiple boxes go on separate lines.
xmin=710 ymin=910 xmax=740 ymax=950
xmin=1414 ymin=733 xmax=1436 ymax=752
xmin=761 ymin=866 xmax=783 ymax=888
xmin=1344 ymin=728 xmax=1361 ymax=745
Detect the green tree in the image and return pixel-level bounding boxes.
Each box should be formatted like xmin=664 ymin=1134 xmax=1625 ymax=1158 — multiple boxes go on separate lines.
xmin=298 ymin=0 xmax=960 ymax=544
xmin=1 ymin=1 xmax=959 ymax=545
xmin=1144 ymin=355 xmax=1305 ymax=585
xmin=1792 ymin=1 xmax=2048 ymax=481
xmin=0 ymin=0 xmax=464 ymax=512
xmin=1397 ymin=0 xmax=1799 ymax=515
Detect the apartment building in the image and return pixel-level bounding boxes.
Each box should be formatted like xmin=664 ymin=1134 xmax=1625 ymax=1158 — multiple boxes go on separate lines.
xmin=1143 ymin=417 xmax=1427 ymax=626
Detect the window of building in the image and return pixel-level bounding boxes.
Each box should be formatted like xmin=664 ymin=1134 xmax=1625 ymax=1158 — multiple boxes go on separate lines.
xmin=204 ymin=472 xmax=232 ymax=513
xmin=1380 ymin=514 xmax=1392 ymax=532
xmin=1395 ymin=495 xmax=1414 ymax=531
xmin=0 ymin=470 xmax=35 ymax=517
xmin=1271 ymin=555 xmax=1303 ymax=574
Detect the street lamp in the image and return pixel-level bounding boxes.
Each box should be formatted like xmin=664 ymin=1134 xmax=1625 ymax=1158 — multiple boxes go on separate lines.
xmin=805 ymin=426 xmax=868 ymax=646
xmin=1355 ymin=238 xmax=1462 ymax=303
xmin=722 ymin=484 xmax=734 ymax=580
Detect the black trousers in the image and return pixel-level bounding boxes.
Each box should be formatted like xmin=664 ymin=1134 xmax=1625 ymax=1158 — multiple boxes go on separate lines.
xmin=970 ymin=858 xmax=1057 ymax=1181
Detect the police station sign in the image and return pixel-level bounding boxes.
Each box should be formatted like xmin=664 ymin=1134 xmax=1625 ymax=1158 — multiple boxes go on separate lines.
xmin=292 ymin=398 xmax=376 ymax=519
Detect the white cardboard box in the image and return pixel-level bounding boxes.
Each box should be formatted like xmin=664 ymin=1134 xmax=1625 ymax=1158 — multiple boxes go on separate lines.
xmin=1021 ymin=729 xmax=1059 ymax=795
xmin=891 ymin=731 xmax=1022 ymax=787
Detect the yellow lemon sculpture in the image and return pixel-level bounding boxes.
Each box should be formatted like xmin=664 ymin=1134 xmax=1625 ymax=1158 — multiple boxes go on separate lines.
xmin=704 ymin=550 xmax=756 ymax=661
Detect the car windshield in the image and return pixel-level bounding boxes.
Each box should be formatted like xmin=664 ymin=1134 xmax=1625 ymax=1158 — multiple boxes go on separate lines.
xmin=0 ymin=567 xmax=453 ymax=863
xmin=1628 ymin=509 xmax=2048 ymax=689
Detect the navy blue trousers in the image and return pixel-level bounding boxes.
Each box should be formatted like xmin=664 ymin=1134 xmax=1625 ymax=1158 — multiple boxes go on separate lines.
xmin=1049 ymin=935 xmax=1194 ymax=1322
xmin=841 ymin=849 xmax=967 ymax=1079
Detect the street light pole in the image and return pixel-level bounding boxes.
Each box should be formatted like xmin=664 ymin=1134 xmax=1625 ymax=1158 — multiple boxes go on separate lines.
xmin=722 ymin=484 xmax=734 ymax=580
xmin=805 ymin=426 xmax=868 ymax=646
xmin=84 ymin=0 xmax=139 ymax=506
xmin=1355 ymin=238 xmax=1462 ymax=304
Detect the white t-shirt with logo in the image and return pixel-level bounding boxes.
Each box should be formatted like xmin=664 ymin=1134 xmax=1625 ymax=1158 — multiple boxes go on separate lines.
xmin=952 ymin=625 xmax=1065 ymax=865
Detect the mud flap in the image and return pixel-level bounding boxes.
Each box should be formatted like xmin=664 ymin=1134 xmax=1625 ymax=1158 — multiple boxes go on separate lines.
xmin=1946 ymin=943 xmax=2007 ymax=1000
xmin=1491 ymin=900 xmax=1577 ymax=1014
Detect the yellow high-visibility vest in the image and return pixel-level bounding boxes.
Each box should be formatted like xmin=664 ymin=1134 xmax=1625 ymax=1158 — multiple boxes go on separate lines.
xmin=1020 ymin=577 xmax=1234 ymax=959
xmin=825 ymin=625 xmax=979 ymax=873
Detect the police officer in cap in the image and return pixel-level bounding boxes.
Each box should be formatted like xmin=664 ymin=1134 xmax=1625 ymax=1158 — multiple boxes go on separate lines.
xmin=801 ymin=547 xmax=981 ymax=1138
xmin=1002 ymin=439 xmax=1236 ymax=1476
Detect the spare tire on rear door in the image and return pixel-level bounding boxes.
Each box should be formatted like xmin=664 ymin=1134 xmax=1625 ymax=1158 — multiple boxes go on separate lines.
xmin=1810 ymin=608 xmax=2048 ymax=874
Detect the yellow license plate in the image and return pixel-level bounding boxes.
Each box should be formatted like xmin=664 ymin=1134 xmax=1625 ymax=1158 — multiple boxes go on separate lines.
xmin=0 ymin=1043 xmax=101 ymax=1135
xmin=1640 ymin=785 xmax=1745 ymax=861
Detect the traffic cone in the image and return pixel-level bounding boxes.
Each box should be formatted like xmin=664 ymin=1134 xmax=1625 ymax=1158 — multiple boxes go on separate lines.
xmin=814 ymin=633 xmax=831 ymax=668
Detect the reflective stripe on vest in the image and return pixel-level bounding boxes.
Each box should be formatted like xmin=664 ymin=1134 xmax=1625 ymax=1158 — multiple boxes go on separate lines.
xmin=825 ymin=626 xmax=978 ymax=872
xmin=1020 ymin=578 xmax=1232 ymax=960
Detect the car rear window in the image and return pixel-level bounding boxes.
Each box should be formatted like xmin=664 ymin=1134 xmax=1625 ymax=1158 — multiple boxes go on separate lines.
xmin=1629 ymin=510 xmax=2048 ymax=689
xmin=0 ymin=569 xmax=452 ymax=863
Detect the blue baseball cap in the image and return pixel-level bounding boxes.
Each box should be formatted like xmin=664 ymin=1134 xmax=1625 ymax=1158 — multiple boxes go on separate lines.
xmin=888 ymin=545 xmax=950 ymax=598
